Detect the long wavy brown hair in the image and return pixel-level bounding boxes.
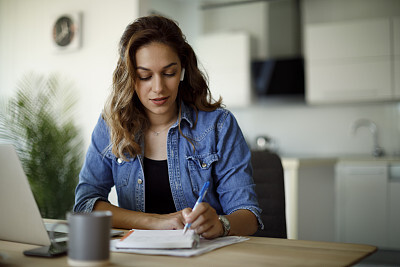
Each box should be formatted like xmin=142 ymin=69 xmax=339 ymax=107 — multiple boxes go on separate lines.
xmin=103 ymin=15 xmax=222 ymax=160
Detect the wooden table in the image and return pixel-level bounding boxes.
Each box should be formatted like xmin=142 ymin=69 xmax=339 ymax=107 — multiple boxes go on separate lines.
xmin=0 ymin=235 xmax=376 ymax=266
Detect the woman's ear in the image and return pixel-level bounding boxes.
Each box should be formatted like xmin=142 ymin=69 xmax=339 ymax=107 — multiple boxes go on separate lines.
xmin=180 ymin=68 xmax=185 ymax=81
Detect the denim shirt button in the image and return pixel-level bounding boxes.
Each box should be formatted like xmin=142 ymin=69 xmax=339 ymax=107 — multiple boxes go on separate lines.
xmin=137 ymin=179 xmax=143 ymax=184
xmin=117 ymin=158 xmax=123 ymax=164
xmin=201 ymin=163 xmax=207 ymax=168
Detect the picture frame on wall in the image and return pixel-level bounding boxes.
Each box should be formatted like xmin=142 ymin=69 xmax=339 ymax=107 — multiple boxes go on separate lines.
xmin=52 ymin=12 xmax=82 ymax=52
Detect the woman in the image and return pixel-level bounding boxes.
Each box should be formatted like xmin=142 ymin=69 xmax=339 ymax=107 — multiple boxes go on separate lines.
xmin=74 ymin=15 xmax=262 ymax=239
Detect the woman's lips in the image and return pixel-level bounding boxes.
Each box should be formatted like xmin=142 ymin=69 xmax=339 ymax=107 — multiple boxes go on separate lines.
xmin=151 ymin=96 xmax=169 ymax=105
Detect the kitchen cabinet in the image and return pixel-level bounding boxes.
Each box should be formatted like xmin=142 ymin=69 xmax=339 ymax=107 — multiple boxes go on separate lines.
xmin=282 ymin=158 xmax=336 ymax=242
xmin=394 ymin=17 xmax=400 ymax=98
xmin=335 ymin=160 xmax=400 ymax=249
xmin=196 ymin=32 xmax=252 ymax=108
xmin=388 ymin=164 xmax=400 ymax=248
xmin=305 ymin=18 xmax=397 ymax=104
xmin=296 ymin=159 xmax=336 ymax=242
xmin=281 ymin=158 xmax=299 ymax=240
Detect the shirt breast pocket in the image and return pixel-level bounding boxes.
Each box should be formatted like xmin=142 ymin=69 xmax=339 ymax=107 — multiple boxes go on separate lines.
xmin=105 ymin=151 xmax=132 ymax=188
xmin=186 ymin=153 xmax=219 ymax=193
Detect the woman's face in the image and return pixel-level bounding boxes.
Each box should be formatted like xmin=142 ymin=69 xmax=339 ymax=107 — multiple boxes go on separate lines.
xmin=134 ymin=42 xmax=183 ymax=118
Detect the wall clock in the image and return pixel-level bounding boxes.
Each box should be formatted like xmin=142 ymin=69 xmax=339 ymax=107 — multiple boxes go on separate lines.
xmin=52 ymin=12 xmax=82 ymax=51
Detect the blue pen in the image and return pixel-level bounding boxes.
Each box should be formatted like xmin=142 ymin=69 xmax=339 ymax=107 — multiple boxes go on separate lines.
xmin=183 ymin=181 xmax=210 ymax=234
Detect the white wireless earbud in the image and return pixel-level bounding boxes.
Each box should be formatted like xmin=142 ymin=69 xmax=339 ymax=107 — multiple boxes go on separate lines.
xmin=180 ymin=68 xmax=185 ymax=81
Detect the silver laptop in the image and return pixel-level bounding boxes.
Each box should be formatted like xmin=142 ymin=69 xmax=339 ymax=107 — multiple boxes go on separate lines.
xmin=0 ymin=144 xmax=122 ymax=246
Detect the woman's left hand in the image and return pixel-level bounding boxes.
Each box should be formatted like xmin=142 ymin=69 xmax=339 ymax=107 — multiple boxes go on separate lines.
xmin=182 ymin=202 xmax=223 ymax=239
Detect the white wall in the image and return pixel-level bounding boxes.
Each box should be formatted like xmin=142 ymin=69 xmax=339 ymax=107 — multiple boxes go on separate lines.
xmin=231 ymin=101 xmax=400 ymax=157
xmin=0 ymin=0 xmax=139 ymax=148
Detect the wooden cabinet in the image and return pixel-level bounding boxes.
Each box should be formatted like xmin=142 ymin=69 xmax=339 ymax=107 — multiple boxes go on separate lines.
xmin=305 ymin=18 xmax=398 ymax=104
xmin=335 ymin=160 xmax=400 ymax=249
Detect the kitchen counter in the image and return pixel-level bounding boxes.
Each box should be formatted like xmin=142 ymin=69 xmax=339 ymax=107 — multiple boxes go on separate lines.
xmin=281 ymin=154 xmax=400 ymax=163
xmin=336 ymin=156 xmax=400 ymax=163
xmin=270 ymin=153 xmax=400 ymax=243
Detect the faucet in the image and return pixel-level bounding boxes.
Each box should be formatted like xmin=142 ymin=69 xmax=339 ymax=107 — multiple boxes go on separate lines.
xmin=351 ymin=118 xmax=384 ymax=157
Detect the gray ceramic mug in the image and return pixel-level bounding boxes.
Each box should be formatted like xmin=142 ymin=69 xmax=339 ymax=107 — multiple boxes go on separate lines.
xmin=51 ymin=211 xmax=112 ymax=266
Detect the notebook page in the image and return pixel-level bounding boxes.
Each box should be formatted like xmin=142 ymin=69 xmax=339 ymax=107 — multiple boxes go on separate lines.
xmin=115 ymin=229 xmax=199 ymax=249
xmin=111 ymin=236 xmax=249 ymax=257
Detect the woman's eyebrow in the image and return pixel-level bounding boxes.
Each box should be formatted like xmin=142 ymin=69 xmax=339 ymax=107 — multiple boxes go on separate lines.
xmin=162 ymin=62 xmax=178 ymax=69
xmin=136 ymin=62 xmax=178 ymax=71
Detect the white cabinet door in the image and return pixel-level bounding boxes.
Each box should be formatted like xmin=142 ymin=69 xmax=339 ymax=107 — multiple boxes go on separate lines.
xmin=388 ymin=164 xmax=400 ymax=249
xmin=306 ymin=19 xmax=391 ymax=60
xmin=335 ymin=162 xmax=388 ymax=247
xmin=394 ymin=17 xmax=400 ymax=98
xmin=395 ymin=58 xmax=400 ymax=99
xmin=307 ymin=59 xmax=391 ymax=103
xmin=196 ymin=33 xmax=252 ymax=108
xmin=305 ymin=18 xmax=392 ymax=104
xmin=282 ymin=159 xmax=299 ymax=240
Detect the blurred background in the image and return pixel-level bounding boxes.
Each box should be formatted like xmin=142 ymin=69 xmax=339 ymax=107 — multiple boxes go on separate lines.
xmin=1 ymin=0 xmax=399 ymax=156
xmin=1 ymin=0 xmax=399 ymax=264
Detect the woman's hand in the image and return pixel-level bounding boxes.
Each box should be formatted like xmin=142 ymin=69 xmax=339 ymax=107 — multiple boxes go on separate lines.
xmin=148 ymin=211 xmax=186 ymax=230
xmin=182 ymin=202 xmax=223 ymax=239
xmin=94 ymin=201 xmax=187 ymax=230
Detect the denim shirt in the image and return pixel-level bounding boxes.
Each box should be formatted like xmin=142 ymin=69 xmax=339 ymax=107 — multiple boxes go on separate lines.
xmin=74 ymin=102 xmax=263 ymax=229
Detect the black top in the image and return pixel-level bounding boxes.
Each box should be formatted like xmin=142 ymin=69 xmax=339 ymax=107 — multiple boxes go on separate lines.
xmin=143 ymin=157 xmax=176 ymax=214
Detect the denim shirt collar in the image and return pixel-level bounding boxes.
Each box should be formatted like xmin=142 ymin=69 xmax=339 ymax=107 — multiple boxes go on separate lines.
xmin=179 ymin=101 xmax=195 ymax=129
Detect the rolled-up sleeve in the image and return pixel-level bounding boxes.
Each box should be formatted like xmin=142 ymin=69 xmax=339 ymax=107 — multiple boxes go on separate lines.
xmin=214 ymin=111 xmax=264 ymax=230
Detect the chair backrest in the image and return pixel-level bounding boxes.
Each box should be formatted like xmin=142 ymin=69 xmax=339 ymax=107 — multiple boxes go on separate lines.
xmin=251 ymin=150 xmax=287 ymax=238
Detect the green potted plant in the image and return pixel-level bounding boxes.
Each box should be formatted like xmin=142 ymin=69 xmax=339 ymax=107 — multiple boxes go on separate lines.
xmin=0 ymin=73 xmax=83 ymax=219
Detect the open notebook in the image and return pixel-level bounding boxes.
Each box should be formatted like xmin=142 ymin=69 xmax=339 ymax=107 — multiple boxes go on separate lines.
xmin=115 ymin=229 xmax=199 ymax=249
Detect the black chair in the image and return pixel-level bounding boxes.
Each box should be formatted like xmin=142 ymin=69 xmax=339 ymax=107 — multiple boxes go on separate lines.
xmin=251 ymin=150 xmax=287 ymax=238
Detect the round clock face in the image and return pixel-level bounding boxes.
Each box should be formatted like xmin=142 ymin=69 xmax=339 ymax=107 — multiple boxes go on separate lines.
xmin=53 ymin=16 xmax=75 ymax=47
